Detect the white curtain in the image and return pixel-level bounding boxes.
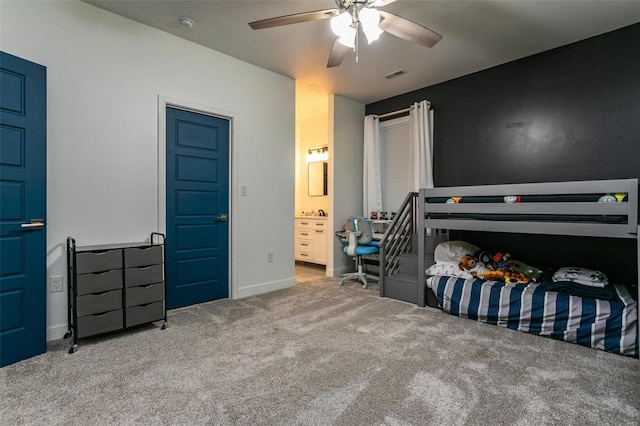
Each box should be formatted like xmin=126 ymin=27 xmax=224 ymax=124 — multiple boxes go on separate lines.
xmin=409 ymin=100 xmax=434 ymax=191
xmin=363 ymin=115 xmax=382 ymax=216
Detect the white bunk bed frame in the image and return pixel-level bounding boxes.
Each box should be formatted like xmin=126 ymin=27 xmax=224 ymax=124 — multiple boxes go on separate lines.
xmin=416 ymin=178 xmax=639 ymax=338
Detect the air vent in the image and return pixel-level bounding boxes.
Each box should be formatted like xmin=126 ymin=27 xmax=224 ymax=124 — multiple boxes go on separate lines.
xmin=384 ymin=69 xmax=406 ymax=79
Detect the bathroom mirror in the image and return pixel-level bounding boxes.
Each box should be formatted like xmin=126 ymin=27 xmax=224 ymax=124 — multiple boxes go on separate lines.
xmin=308 ymin=161 xmax=327 ymax=196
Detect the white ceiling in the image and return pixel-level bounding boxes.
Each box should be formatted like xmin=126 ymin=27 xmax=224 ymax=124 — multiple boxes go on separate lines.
xmin=84 ymin=0 xmax=640 ymax=104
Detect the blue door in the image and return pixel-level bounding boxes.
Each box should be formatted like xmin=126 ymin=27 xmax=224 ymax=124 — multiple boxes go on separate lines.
xmin=166 ymin=107 xmax=229 ymax=309
xmin=0 ymin=52 xmax=46 ymax=367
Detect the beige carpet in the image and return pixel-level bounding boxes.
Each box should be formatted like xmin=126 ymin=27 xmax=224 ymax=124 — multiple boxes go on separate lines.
xmin=1 ymin=277 xmax=638 ymax=425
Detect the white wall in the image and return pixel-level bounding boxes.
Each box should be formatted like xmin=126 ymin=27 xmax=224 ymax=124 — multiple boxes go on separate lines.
xmin=0 ymin=0 xmax=295 ymax=340
xmin=327 ymin=95 xmax=365 ymax=277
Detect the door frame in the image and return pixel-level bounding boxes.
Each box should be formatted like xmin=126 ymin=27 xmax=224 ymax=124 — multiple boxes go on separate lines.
xmin=157 ymin=95 xmax=238 ymax=300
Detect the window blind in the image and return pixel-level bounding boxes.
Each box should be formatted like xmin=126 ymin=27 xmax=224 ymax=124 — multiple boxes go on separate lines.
xmin=378 ymin=116 xmax=411 ymax=213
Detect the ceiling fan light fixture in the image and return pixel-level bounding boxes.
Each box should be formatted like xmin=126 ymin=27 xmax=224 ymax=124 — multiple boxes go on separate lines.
xmin=331 ymin=12 xmax=356 ymax=48
xmin=359 ymin=7 xmax=383 ymax=44
xmin=337 ymin=34 xmax=356 ymax=48
xmin=330 ymin=12 xmax=352 ymax=37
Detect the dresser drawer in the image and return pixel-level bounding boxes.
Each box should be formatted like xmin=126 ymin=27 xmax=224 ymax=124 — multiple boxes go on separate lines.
xmin=126 ymin=301 xmax=164 ymax=327
xmin=76 ymin=269 xmax=122 ymax=296
xmin=124 ymin=245 xmax=163 ymax=268
xmin=76 ymin=249 xmax=122 ymax=274
xmin=125 ymin=264 xmax=163 ymax=287
xmin=76 ymin=289 xmax=122 ymax=317
xmin=77 ymin=309 xmax=123 ymax=338
xmin=126 ymin=283 xmax=164 ymax=307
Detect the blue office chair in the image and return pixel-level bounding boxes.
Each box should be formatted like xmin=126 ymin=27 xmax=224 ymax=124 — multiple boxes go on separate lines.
xmin=340 ymin=216 xmax=379 ymax=288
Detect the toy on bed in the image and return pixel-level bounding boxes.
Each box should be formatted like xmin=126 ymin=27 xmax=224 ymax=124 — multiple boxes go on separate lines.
xmin=476 ymin=250 xmax=511 ymax=271
xmin=426 ymin=241 xmax=546 ymax=284
xmin=425 ymin=241 xmax=489 ymax=280
xmin=458 ymin=254 xmax=477 ymax=271
xmin=474 ymin=270 xmax=529 ymax=284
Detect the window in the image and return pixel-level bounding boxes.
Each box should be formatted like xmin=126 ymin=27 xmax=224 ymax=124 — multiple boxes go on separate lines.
xmin=378 ymin=116 xmax=411 ymax=213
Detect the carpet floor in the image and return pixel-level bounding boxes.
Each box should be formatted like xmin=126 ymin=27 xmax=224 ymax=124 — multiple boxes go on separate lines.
xmin=1 ymin=277 xmax=638 ymax=425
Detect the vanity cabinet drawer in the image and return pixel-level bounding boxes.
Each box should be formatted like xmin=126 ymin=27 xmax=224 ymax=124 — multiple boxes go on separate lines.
xmin=76 ymin=289 xmax=122 ymax=317
xmin=76 ymin=269 xmax=122 ymax=296
xmin=125 ymin=264 xmax=163 ymax=287
xmin=295 ymin=249 xmax=312 ymax=261
xmin=296 ymin=240 xmax=312 ymax=251
xmin=126 ymin=302 xmax=164 ymax=327
xmin=296 ymin=220 xmax=312 ymax=228
xmin=312 ymin=221 xmax=327 ymax=230
xmin=77 ymin=310 xmax=123 ymax=338
xmin=124 ymin=245 xmax=162 ymax=268
xmin=76 ymin=249 xmax=122 ymax=274
xmin=126 ymin=283 xmax=164 ymax=307
xmin=296 ymin=230 xmax=312 ymax=239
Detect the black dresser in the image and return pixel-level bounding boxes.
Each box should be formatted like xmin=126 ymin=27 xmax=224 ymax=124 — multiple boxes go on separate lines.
xmin=65 ymin=232 xmax=167 ymax=353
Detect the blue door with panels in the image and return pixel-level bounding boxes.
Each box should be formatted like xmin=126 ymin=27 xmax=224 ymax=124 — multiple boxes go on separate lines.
xmin=166 ymin=107 xmax=229 ymax=309
xmin=0 ymin=52 xmax=47 ymax=367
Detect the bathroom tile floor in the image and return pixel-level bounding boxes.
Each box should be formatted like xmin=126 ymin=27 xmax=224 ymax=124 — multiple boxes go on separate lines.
xmin=295 ymin=261 xmax=327 ymax=283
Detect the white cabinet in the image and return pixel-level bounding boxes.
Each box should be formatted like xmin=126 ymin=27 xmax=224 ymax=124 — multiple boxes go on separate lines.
xmin=295 ymin=217 xmax=327 ymax=265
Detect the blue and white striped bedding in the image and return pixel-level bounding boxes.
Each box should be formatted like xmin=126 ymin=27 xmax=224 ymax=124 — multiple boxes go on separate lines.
xmin=427 ymin=275 xmax=639 ymax=357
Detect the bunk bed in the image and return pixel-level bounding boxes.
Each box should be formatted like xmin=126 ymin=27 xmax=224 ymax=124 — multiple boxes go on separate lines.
xmin=416 ymin=178 xmax=639 ymax=357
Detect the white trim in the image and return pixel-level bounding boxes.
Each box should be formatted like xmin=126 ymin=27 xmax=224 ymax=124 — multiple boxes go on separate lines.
xmin=157 ymin=95 xmax=239 ymax=300
xmin=47 ymin=324 xmax=68 ymax=342
xmin=235 ymin=278 xmax=295 ymax=299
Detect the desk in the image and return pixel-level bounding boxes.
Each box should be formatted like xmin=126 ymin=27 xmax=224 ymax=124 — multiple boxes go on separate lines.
xmin=369 ymin=220 xmax=391 ymax=235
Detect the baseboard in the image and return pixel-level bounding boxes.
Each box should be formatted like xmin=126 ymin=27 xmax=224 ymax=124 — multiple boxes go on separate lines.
xmin=326 ymin=265 xmax=349 ymax=278
xmin=235 ymin=277 xmax=295 ymax=299
xmin=47 ymin=323 xmax=69 ymax=342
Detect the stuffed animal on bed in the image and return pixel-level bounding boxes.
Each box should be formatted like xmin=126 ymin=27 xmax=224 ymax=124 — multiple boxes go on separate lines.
xmin=475 ymin=250 xmax=512 ymax=271
xmin=476 ymin=270 xmax=529 ymax=284
xmin=508 ymin=259 xmax=544 ymax=282
xmin=459 ymin=255 xmax=490 ymax=276
xmin=459 ymin=254 xmax=477 ymax=271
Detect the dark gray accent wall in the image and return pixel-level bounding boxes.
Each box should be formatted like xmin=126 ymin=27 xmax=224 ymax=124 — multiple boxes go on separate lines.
xmin=366 ymin=24 xmax=640 ymax=282
xmin=366 ymin=23 xmax=640 ymax=187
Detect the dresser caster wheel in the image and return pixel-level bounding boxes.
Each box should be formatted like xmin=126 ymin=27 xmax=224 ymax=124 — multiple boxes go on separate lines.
xmin=161 ymin=321 xmax=168 ymax=330
xmin=63 ymin=330 xmax=72 ymax=339
xmin=68 ymin=344 xmax=78 ymax=354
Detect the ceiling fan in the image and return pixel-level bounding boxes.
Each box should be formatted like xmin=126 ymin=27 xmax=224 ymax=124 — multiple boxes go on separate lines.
xmin=248 ymin=0 xmax=442 ymax=68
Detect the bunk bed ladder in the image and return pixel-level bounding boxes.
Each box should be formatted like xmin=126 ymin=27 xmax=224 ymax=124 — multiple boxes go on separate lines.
xmin=379 ymin=192 xmax=418 ymax=297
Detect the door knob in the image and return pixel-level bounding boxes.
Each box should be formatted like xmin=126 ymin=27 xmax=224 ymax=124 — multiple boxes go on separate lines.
xmin=218 ymin=214 xmax=228 ymax=222
xmin=21 ymin=219 xmax=45 ymax=230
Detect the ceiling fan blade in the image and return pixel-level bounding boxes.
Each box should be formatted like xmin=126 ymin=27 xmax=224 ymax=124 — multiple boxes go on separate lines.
xmin=327 ymin=38 xmax=352 ymax=68
xmin=378 ymin=11 xmax=442 ymax=48
xmin=249 ymin=9 xmax=338 ymax=30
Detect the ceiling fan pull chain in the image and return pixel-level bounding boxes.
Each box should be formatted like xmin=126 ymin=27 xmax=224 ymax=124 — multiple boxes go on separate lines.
xmin=355 ymin=21 xmax=360 ymax=64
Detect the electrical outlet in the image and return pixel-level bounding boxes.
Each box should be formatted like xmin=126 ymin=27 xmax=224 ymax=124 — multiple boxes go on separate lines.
xmin=50 ymin=276 xmax=63 ymax=293
xmin=240 ymin=185 xmax=247 ymax=196
xmin=267 ymin=251 xmax=274 ymax=263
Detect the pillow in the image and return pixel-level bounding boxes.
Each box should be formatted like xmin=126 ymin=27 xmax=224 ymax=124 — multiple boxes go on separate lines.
xmin=425 ymin=262 xmax=474 ymax=279
xmin=434 ymin=241 xmax=480 ymax=264
xmin=552 ymin=267 xmax=609 ymax=288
